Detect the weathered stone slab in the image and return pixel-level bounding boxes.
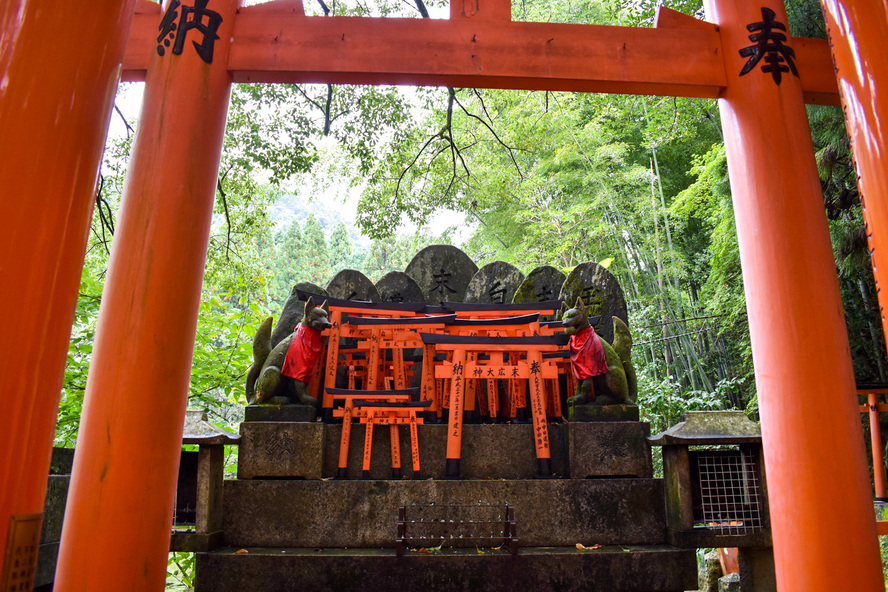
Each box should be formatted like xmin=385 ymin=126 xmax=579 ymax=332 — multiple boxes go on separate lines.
xmin=238 ymin=422 xmax=325 ymax=480
xmin=221 ymin=478 xmax=669 ymax=548
xmin=405 ymin=245 xmax=478 ymax=304
xmin=464 ymin=261 xmax=525 ymax=305
xmin=738 ymin=546 xmax=777 ymax=592
xmin=375 ymin=271 xmax=426 ymax=303
xmin=322 ymin=423 xmax=568 ymax=481
xmin=41 ymin=475 xmax=70 ymax=542
xmin=235 ymin=422 xmax=657 ymax=481
xmin=35 ymin=474 xmax=70 ymax=588
xmin=326 ymin=269 xmax=380 ymax=302
xmin=568 ymin=422 xmax=652 ymax=478
xmin=569 ymin=404 xmax=639 ymax=422
xmin=244 ymin=404 xmax=316 ymax=423
xmin=35 ymin=542 xmax=60 ymax=589
xmin=512 ymin=265 xmax=567 ymax=306
xmin=270 ymin=282 xmax=329 ymax=348
xmin=559 ymin=262 xmax=628 ymax=344
xmin=49 ymin=447 xmax=75 ymax=475
xmin=196 ymin=545 xmax=697 ymax=592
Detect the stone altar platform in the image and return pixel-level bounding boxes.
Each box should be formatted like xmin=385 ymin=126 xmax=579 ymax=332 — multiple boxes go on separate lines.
xmin=194 ymin=418 xmax=696 ymax=592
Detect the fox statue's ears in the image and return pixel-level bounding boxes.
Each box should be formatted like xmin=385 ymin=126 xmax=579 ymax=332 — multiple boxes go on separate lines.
xmin=304 ymin=296 xmax=316 ymax=312
xmin=574 ymin=297 xmax=586 ymax=313
xmin=559 ymin=301 xmax=568 ymax=320
xmin=320 ymin=299 xmax=330 ymax=314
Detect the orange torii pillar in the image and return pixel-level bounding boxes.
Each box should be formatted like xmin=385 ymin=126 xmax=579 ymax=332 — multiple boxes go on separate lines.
xmin=820 ymin=3 xmax=888 ymax=373
xmin=0 ymin=1 xmax=136 ymax=585
xmin=703 ymin=1 xmax=883 ymax=590
xmin=55 ymin=0 xmax=239 ymax=589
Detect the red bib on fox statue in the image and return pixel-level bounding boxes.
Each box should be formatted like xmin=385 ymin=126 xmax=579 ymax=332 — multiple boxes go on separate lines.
xmin=569 ymin=325 xmax=609 ymax=381
xmin=282 ymin=323 xmax=324 ymax=383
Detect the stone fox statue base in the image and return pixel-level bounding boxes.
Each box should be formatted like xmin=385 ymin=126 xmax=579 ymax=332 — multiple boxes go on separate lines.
xmin=561 ymin=298 xmax=637 ymax=407
xmin=248 ymin=297 xmax=332 ymax=406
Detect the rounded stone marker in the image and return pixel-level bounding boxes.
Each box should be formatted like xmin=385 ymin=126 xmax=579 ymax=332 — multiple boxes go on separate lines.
xmin=512 ymin=265 xmax=567 ymax=305
xmin=326 ymin=269 xmax=380 ymax=302
xmin=464 ymin=261 xmax=525 ymax=304
xmin=405 ymin=245 xmax=478 ymax=304
xmin=558 ymin=262 xmax=628 ymax=344
xmin=270 ymin=282 xmax=329 ymax=348
xmin=375 ymin=271 xmax=426 ymax=303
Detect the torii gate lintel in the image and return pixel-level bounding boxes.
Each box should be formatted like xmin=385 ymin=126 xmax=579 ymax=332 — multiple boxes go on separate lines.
xmin=122 ymin=0 xmax=840 ymax=105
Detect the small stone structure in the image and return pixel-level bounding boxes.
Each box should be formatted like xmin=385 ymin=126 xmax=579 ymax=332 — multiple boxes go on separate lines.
xmin=512 ymin=265 xmax=567 ymax=306
xmin=375 ymin=271 xmax=425 ymax=303
xmin=650 ymin=411 xmax=776 ymax=592
xmin=464 ymin=261 xmax=525 ymax=304
xmin=404 ymin=245 xmax=478 ymax=303
xmin=559 ymin=262 xmax=628 ymax=344
xmin=326 ymin=268 xmax=380 ymax=302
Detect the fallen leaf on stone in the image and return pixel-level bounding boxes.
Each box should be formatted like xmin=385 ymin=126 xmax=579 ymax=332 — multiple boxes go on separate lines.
xmin=418 ymin=548 xmax=431 ymax=554
xmin=235 ymin=549 xmax=248 ymax=554
xmin=575 ymin=543 xmax=602 ymax=551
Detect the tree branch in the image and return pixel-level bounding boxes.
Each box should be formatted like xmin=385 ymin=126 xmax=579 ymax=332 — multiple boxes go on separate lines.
xmin=114 ymin=103 xmax=135 ymax=138
xmin=323 ymin=84 xmax=334 ymax=136
xmin=216 ymin=166 xmax=234 ymax=261
xmin=454 ymin=92 xmax=524 ymax=178
xmin=413 ymin=0 xmax=430 ymax=18
xmin=94 ymin=175 xmax=115 ymax=255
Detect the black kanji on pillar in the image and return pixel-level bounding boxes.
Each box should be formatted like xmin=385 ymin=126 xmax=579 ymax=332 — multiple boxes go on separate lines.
xmin=157 ymin=0 xmax=223 ymax=64
xmin=739 ymin=7 xmax=798 ymax=85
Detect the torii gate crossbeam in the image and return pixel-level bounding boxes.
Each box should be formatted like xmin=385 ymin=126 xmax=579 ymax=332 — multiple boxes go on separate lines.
xmin=121 ymin=0 xmax=840 ymax=102
xmin=2 ymin=0 xmax=886 ymax=590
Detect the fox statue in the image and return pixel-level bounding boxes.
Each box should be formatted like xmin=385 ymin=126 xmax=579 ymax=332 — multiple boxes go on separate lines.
xmin=248 ymin=297 xmax=332 ymax=406
xmin=561 ymin=297 xmax=637 ymax=406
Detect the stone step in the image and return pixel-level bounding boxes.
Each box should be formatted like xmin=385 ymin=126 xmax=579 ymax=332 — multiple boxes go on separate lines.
xmin=221 ymin=478 xmax=667 ymax=548
xmin=237 ymin=421 xmax=652 ymax=480
xmin=194 ymin=545 xmax=697 ymax=592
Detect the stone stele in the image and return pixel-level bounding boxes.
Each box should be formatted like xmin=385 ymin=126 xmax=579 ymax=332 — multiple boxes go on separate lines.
xmin=464 ymin=261 xmax=525 ymax=304
xmin=325 ymin=269 xmax=380 ymax=302
xmin=512 ymin=265 xmax=567 ymax=305
xmin=559 ymin=262 xmax=628 ymax=344
xmin=270 ymin=282 xmax=329 ymax=348
xmin=404 ymin=245 xmax=478 ymax=304
xmin=375 ymin=270 xmax=426 ymax=303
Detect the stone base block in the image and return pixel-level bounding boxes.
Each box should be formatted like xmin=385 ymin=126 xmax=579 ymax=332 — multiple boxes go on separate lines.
xmin=568 ymin=422 xmax=652 ymax=478
xmin=195 ymin=545 xmax=697 ymax=592
xmin=221 ymin=479 xmax=666 ymax=548
xmin=569 ymin=404 xmax=639 ymax=422
xmin=244 ymin=404 xmax=316 ymax=422
xmin=323 ymin=423 xmax=568 ymax=480
xmin=238 ymin=422 xmax=325 ymax=479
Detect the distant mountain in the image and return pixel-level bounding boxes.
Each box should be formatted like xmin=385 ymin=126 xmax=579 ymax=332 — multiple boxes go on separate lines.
xmin=270 ymin=192 xmax=370 ymax=248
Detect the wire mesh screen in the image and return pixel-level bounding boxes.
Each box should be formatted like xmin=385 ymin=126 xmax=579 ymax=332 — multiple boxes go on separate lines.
xmin=692 ymin=448 xmax=764 ymax=535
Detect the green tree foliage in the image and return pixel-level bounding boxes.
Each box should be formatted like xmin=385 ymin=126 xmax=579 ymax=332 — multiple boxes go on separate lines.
xmin=269 ymin=219 xmax=305 ymax=305
xmin=328 ymin=221 xmax=354 ymax=273
xmin=301 ymin=213 xmax=332 ymax=285
xmin=363 ymin=239 xmax=407 ymax=282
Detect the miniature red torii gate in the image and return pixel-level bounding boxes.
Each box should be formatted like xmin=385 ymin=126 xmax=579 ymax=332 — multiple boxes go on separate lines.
xmin=2 ymin=0 xmax=888 ymax=590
